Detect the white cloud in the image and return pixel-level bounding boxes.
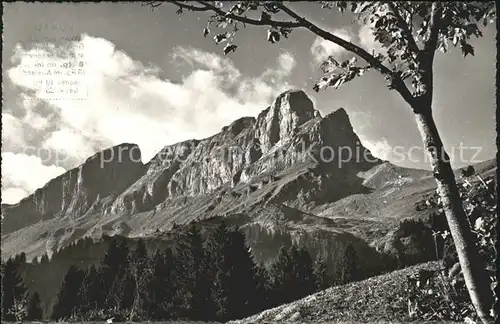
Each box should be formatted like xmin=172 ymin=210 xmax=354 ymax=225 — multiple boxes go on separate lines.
xmin=2 ymin=112 xmax=27 ymax=149
xmin=2 ymin=188 xmax=29 ymax=205
xmin=277 ymin=52 xmax=296 ymax=74
xmin=358 ymin=25 xmax=385 ymax=55
xmin=4 ymin=35 xmax=298 ymax=203
xmin=42 ymin=128 xmax=95 ymax=164
xmin=1 ymin=152 xmax=66 ymax=204
xmin=358 ymin=135 xmax=393 ymax=161
xmin=357 ymin=5 xmax=389 ymax=55
xmin=310 ymin=28 xmax=354 ymax=63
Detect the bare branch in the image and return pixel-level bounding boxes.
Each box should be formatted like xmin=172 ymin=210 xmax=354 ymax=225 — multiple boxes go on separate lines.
xmin=386 ymin=2 xmax=421 ymax=53
xmin=277 ymin=3 xmax=415 ymax=104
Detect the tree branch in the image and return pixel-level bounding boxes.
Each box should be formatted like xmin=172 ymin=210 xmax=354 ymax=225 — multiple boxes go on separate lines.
xmin=386 ymin=2 xmax=420 ymax=54
xmin=168 ymin=1 xmax=303 ymax=28
xmin=170 ymin=1 xmax=208 ymax=12
xmin=277 ymin=3 xmax=415 ymax=104
xmin=149 ymin=1 xmax=415 ymax=104
xmin=423 ymin=2 xmax=442 ymax=58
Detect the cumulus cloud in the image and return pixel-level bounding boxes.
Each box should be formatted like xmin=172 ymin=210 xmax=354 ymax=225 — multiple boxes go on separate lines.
xmin=310 ymin=28 xmax=354 ymax=63
xmin=358 ymin=135 xmax=393 ymax=161
xmin=2 ymin=112 xmax=28 ymax=149
xmin=1 ymin=152 xmax=66 ymax=204
xmin=2 ymin=188 xmax=29 ymax=205
xmin=42 ymin=128 xmax=96 ymax=165
xmin=357 ymin=5 xmax=389 ymax=55
xmin=4 ymin=34 xmax=298 ymax=203
xmin=358 ymin=25 xmax=385 ymax=55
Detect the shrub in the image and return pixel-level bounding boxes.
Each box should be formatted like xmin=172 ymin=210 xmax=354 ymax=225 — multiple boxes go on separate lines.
xmin=404 ymin=175 xmax=496 ymax=322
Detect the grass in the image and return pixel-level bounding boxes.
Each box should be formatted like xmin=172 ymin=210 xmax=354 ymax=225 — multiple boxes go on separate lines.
xmin=229 ymin=261 xmax=446 ymax=323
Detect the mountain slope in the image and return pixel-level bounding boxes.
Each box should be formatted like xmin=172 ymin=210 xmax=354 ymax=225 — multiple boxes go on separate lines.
xmin=228 ymin=261 xmax=442 ymax=323
xmin=1 ymin=89 xmax=496 ymax=268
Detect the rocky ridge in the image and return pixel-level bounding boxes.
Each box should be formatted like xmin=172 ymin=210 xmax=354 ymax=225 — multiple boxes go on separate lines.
xmin=2 ymin=88 xmax=462 ymax=269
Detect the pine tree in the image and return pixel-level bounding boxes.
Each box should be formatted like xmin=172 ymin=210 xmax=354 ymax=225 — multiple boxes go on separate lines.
xmin=52 ymin=265 xmax=85 ymax=320
xmin=76 ymin=265 xmax=101 ymax=319
xmin=106 ymin=239 xmax=132 ymax=315
xmin=1 ymin=258 xmax=27 ymax=321
xmin=172 ymin=223 xmax=210 ymax=320
xmin=268 ymin=246 xmax=317 ymax=306
xmin=253 ymin=263 xmax=272 ymax=313
xmin=336 ymin=244 xmax=362 ymax=285
xmin=39 ymin=253 xmax=49 ymax=265
xmin=294 ymin=248 xmax=316 ymax=298
xmin=313 ymin=255 xmax=330 ymax=291
xmin=226 ymin=227 xmax=260 ymax=319
xmin=26 ymin=291 xmax=43 ymax=320
xmin=269 ymin=246 xmax=294 ymax=306
xmin=151 ymin=3 xmax=498 ymax=321
xmin=101 ymin=236 xmax=130 ymax=311
xmin=127 ymin=239 xmax=155 ymax=321
xmin=14 ymin=252 xmax=27 ymax=265
xmin=149 ymin=247 xmax=175 ymax=320
xmin=204 ymin=222 xmax=229 ymax=321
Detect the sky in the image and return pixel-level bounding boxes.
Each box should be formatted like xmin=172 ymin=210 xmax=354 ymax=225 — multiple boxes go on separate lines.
xmin=1 ymin=2 xmax=497 ymax=205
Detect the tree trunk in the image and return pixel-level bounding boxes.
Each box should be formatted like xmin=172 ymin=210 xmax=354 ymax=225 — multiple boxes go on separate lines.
xmin=412 ymin=99 xmax=493 ymax=324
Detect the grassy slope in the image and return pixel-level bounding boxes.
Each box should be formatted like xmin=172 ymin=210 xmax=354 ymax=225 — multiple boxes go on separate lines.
xmin=229 ymin=262 xmax=443 ymax=323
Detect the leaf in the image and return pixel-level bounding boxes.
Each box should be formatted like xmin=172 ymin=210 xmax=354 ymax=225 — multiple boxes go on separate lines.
xmin=400 ymin=70 xmax=412 ymax=80
xmin=229 ymin=3 xmax=245 ymax=15
xmin=267 ymin=29 xmax=280 ymax=43
xmin=437 ymin=37 xmax=448 ymax=53
xmin=260 ymin=11 xmax=272 ymax=22
xmin=203 ymin=28 xmax=210 ymax=38
xmin=214 ymin=33 xmax=228 ymax=44
xmin=223 ymin=44 xmax=237 ymax=55
xmin=217 ymin=19 xmax=230 ymax=29
xmin=264 ymin=1 xmax=280 ymax=13
xmin=336 ymin=1 xmax=347 ymax=13
xmin=279 ymin=27 xmax=292 ymax=38
xmin=461 ymin=43 xmax=474 ymax=57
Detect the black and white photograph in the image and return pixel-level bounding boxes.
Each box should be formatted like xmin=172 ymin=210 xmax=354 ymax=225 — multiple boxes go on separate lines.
xmin=1 ymin=1 xmax=497 ymax=323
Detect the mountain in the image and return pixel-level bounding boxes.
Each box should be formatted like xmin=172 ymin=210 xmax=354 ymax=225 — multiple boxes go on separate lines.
xmin=1 ymin=89 xmax=496 ymax=271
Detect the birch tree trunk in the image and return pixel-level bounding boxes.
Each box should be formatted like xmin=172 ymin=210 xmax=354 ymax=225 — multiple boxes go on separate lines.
xmin=412 ymin=97 xmax=493 ymax=324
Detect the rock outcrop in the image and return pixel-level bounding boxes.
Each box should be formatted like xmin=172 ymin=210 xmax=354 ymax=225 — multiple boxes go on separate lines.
xmin=2 ymin=144 xmax=146 ymax=233
xmin=2 ymin=88 xmax=445 ymax=262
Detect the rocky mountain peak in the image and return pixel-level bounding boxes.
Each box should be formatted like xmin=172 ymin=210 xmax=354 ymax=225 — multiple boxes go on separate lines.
xmin=273 ymin=89 xmax=316 ymax=120
xmin=1 ymin=89 xmax=379 ymax=246
xmin=255 ymin=89 xmax=320 ymax=153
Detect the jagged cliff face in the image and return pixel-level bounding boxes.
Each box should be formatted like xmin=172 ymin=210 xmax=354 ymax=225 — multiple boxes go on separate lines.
xmin=2 ymin=144 xmax=145 ymax=234
xmin=2 ymin=89 xmax=445 ymax=261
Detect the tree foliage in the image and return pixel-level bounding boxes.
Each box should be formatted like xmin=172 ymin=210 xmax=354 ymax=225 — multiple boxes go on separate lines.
xmin=144 ymin=1 xmax=495 ymax=103
xmin=26 ymin=292 xmax=43 ymax=321
xmin=1 ymin=257 xmax=28 ymax=321
xmin=42 ymin=227 xmax=344 ymax=322
xmin=52 ymin=265 xmax=85 ymax=320
xmin=142 ymin=2 xmax=496 ymax=322
xmin=408 ymin=175 xmax=498 ymax=322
